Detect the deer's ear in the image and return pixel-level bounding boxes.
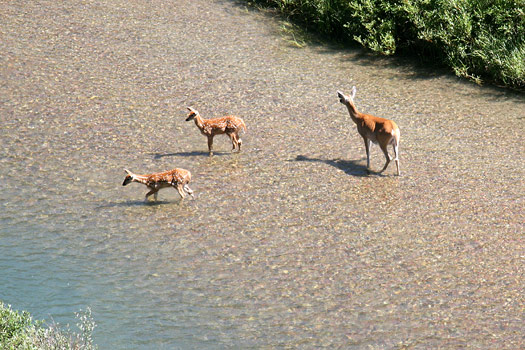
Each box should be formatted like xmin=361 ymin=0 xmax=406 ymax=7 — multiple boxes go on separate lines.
xmin=350 ymin=86 xmax=356 ymax=99
xmin=124 ymin=169 xmax=132 ymax=175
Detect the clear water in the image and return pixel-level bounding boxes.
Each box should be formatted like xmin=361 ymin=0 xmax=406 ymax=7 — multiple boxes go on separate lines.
xmin=1 ymin=0 xmax=523 ymax=349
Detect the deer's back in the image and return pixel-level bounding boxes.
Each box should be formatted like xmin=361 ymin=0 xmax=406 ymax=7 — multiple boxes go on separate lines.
xmin=204 ymin=116 xmax=245 ymax=134
xmin=359 ymin=113 xmax=398 ymax=139
xmin=146 ymin=168 xmax=191 ymax=185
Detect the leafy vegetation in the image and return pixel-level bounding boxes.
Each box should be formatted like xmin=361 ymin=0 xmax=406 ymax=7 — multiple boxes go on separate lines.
xmin=0 ymin=302 xmax=97 ymax=350
xmin=246 ymin=0 xmax=525 ymax=89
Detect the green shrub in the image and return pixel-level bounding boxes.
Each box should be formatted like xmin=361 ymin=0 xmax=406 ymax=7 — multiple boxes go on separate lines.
xmin=0 ymin=302 xmax=97 ymax=350
xmin=247 ymin=0 xmax=525 ymax=89
xmin=0 ymin=302 xmax=37 ymax=349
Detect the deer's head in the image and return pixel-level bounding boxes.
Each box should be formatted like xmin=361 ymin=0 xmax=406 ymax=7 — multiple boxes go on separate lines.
xmin=122 ymin=169 xmax=134 ymax=186
xmin=337 ymin=86 xmax=357 ymax=105
xmin=186 ymin=107 xmax=199 ymax=121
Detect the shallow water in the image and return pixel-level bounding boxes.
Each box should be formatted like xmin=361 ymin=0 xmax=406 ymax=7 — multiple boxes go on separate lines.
xmin=1 ymin=0 xmax=523 ymax=349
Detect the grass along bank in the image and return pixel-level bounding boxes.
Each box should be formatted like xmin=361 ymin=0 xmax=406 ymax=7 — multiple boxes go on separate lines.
xmin=0 ymin=302 xmax=97 ymax=350
xmin=245 ymin=0 xmax=525 ymax=90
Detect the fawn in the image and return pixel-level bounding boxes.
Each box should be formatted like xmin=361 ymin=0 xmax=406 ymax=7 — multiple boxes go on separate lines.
xmin=337 ymin=87 xmax=400 ymax=175
xmin=122 ymin=168 xmax=194 ymax=201
xmin=185 ymin=107 xmax=246 ymax=156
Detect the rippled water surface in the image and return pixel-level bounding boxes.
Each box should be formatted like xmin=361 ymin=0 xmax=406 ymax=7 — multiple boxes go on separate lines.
xmin=1 ymin=0 xmax=523 ymax=349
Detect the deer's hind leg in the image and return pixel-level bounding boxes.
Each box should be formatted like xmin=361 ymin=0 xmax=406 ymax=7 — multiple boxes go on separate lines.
xmin=175 ymin=183 xmax=186 ymax=199
xmin=392 ymin=142 xmax=400 ymax=176
xmin=235 ymin=131 xmax=242 ymax=152
xmin=379 ymin=142 xmax=392 ymax=174
xmin=227 ymin=132 xmax=238 ymax=151
xmin=183 ymin=184 xmax=194 ymax=199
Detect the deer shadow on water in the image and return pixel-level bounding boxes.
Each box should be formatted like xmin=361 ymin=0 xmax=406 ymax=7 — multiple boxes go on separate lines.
xmin=96 ymin=199 xmax=183 ymax=209
xmin=150 ymin=151 xmax=231 ymax=159
xmin=292 ymin=155 xmax=382 ymax=177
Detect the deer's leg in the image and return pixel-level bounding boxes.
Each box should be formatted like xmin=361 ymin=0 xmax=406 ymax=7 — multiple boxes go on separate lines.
xmin=145 ymin=188 xmax=159 ymax=202
xmin=392 ymin=142 xmax=400 ymax=176
xmin=228 ymin=132 xmax=237 ymax=151
xmin=207 ymin=136 xmax=214 ymax=156
xmin=363 ymin=137 xmax=371 ymax=171
xmin=183 ymin=184 xmax=195 ymax=199
xmin=175 ymin=184 xmax=186 ymax=199
xmin=379 ymin=142 xmax=392 ymax=173
xmin=234 ymin=131 xmax=242 ymax=152
xmin=237 ymin=135 xmax=242 ymax=152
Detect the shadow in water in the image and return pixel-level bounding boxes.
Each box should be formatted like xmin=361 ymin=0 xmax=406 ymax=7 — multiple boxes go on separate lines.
xmin=150 ymin=151 xmax=231 ymax=159
xmin=96 ymin=199 xmax=179 ymax=209
xmin=292 ymin=155 xmax=373 ymax=177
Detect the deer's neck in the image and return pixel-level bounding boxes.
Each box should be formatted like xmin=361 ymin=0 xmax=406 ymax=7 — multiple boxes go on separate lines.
xmin=194 ymin=115 xmax=206 ymax=130
xmin=133 ymin=175 xmax=149 ymax=185
xmin=345 ymin=102 xmax=361 ymax=124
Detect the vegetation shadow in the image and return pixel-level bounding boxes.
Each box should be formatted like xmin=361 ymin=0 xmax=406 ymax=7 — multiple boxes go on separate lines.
xmin=292 ymin=154 xmax=371 ymax=177
xmin=228 ymin=0 xmax=525 ymax=96
xmin=228 ymin=0 xmax=451 ymax=82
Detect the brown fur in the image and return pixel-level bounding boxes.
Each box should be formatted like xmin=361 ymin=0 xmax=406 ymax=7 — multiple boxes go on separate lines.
xmin=122 ymin=168 xmax=194 ymax=201
xmin=338 ymin=87 xmax=400 ymax=175
xmin=186 ymin=107 xmax=246 ymax=156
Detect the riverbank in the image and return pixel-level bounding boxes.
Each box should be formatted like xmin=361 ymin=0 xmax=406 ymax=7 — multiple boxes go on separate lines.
xmin=0 ymin=302 xmax=96 ymax=350
xmin=245 ymin=0 xmax=525 ymax=90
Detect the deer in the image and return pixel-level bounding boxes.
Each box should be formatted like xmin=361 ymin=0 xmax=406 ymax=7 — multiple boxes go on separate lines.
xmin=337 ymin=87 xmax=400 ymax=176
xmin=122 ymin=168 xmax=194 ymax=202
xmin=185 ymin=107 xmax=246 ymax=156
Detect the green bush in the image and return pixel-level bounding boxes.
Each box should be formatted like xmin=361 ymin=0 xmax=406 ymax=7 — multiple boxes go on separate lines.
xmin=0 ymin=302 xmax=97 ymax=350
xmin=0 ymin=302 xmax=37 ymax=349
xmin=248 ymin=0 xmax=525 ymax=89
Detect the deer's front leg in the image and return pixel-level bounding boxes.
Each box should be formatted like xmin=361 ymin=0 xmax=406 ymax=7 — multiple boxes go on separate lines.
xmin=363 ymin=137 xmax=371 ymax=172
xmin=145 ymin=188 xmax=159 ymax=202
xmin=207 ymin=135 xmax=214 ymax=156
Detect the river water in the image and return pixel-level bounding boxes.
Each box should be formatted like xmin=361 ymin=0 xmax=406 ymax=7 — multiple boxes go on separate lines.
xmin=1 ymin=0 xmax=523 ymax=349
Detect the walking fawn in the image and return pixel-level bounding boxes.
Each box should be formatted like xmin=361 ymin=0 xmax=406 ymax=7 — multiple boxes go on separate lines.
xmin=337 ymin=87 xmax=400 ymax=175
xmin=122 ymin=168 xmax=194 ymax=202
xmin=185 ymin=107 xmax=246 ymax=156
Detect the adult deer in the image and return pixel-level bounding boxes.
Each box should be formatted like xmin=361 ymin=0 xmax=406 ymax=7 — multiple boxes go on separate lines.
xmin=337 ymin=87 xmax=400 ymax=175
xmin=185 ymin=107 xmax=246 ymax=156
xmin=122 ymin=168 xmax=194 ymax=202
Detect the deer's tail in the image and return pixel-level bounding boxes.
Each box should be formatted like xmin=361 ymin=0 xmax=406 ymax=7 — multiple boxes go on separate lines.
xmin=393 ymin=126 xmax=400 ymax=146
